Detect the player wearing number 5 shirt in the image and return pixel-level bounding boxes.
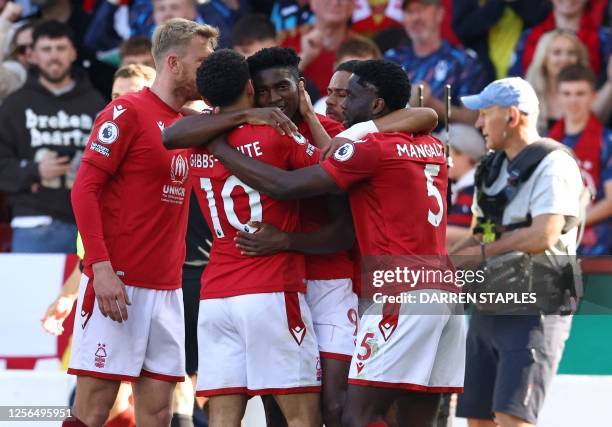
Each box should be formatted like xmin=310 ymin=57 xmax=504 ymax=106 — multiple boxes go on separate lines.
xmin=200 ymin=59 xmax=466 ymax=427
xmin=189 ymin=50 xmax=322 ymax=426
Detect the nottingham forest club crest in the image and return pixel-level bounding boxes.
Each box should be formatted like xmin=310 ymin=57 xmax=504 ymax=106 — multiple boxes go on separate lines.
xmin=170 ymin=154 xmax=189 ymax=185
xmin=94 ymin=343 xmax=107 ymax=368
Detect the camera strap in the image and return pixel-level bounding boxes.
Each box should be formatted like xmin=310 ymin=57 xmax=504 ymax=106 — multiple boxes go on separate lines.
xmin=474 ymin=139 xmax=574 ymax=241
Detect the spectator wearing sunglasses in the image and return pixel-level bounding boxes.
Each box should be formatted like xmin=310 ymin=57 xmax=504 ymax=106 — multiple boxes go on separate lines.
xmin=0 ymin=4 xmax=34 ymax=102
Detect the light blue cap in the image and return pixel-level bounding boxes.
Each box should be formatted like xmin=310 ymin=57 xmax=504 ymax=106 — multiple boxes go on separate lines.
xmin=461 ymin=77 xmax=539 ymax=114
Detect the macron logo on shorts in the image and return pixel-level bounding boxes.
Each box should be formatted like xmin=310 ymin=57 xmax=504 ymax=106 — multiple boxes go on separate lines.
xmin=290 ymin=325 xmax=306 ymax=345
xmin=378 ymin=315 xmax=398 ymax=342
xmin=285 ymin=293 xmax=306 ymax=346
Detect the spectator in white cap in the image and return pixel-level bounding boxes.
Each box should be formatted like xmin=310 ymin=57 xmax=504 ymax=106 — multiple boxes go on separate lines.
xmin=445 ymin=124 xmax=486 ymax=248
xmin=453 ymin=76 xmax=583 ymax=427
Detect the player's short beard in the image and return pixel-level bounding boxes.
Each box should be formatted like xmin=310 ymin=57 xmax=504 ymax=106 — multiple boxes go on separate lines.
xmin=345 ymin=109 xmax=370 ymax=128
xmin=177 ymin=67 xmax=201 ymax=102
xmin=186 ymin=83 xmax=201 ymax=102
xmin=177 ymin=81 xmax=201 ymax=103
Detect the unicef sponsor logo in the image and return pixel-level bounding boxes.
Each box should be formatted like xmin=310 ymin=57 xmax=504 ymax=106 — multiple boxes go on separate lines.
xmin=163 ymin=185 xmax=186 ymax=197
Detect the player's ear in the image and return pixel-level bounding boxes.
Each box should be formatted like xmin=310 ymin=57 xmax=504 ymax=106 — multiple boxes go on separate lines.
xmin=166 ymin=53 xmax=180 ymax=74
xmin=372 ymin=97 xmax=386 ymax=116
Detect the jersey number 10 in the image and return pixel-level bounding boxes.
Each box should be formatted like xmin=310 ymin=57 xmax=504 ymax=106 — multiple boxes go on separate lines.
xmin=199 ymin=176 xmax=262 ymax=238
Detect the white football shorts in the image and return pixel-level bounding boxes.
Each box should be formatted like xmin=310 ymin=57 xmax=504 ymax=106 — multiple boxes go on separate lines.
xmin=68 ymin=274 xmax=185 ymax=382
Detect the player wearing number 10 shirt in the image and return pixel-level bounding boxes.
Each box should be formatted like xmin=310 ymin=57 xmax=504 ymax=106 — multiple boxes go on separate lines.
xmin=203 ymin=59 xmax=466 ymax=427
xmin=191 ymin=128 xmax=317 ymax=300
xmin=189 ymin=50 xmax=322 ymax=425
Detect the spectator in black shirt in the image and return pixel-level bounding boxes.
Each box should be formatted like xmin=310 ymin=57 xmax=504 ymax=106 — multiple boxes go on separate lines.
xmin=0 ymin=21 xmax=105 ymax=253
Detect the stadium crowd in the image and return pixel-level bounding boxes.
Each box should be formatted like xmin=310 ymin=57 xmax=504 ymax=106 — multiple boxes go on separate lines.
xmin=0 ymin=0 xmax=611 ymax=427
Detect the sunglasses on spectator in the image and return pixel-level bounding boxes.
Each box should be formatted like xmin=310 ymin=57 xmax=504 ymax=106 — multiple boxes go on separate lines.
xmin=15 ymin=44 xmax=32 ymax=55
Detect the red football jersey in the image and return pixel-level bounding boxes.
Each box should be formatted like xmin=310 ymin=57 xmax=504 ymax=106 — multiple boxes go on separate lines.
xmin=298 ymin=114 xmax=353 ymax=280
xmin=321 ymin=132 xmax=448 ymax=257
xmin=190 ymin=125 xmax=320 ymax=299
xmin=351 ymin=0 xmax=403 ymax=36
xmin=80 ymin=88 xmax=190 ymax=290
xmin=304 ymin=113 xmax=345 ymax=138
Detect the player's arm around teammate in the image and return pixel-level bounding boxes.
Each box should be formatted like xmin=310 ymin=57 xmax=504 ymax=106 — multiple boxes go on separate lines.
xmin=189 ymin=49 xmax=323 ymax=427
xmin=162 ymin=105 xmax=298 ymax=148
xmin=206 ymin=134 xmax=341 ymax=200
xmin=200 ymin=103 xmax=439 ymax=201
xmin=297 ymin=74 xmax=439 ymax=158
xmin=234 ymin=194 xmax=354 ymax=256
xmin=203 ymin=59 xmax=461 ymax=427
xmin=163 ymin=86 xmax=437 ymax=155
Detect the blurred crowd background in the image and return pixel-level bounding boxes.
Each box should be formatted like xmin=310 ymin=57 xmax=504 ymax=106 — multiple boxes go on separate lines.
xmin=0 ymin=0 xmax=610 ymax=257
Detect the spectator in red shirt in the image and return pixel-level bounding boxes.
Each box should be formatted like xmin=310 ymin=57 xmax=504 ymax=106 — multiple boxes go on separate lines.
xmin=353 ymin=0 xmax=460 ymax=44
xmin=549 ymin=64 xmax=612 ymax=256
xmin=279 ymin=0 xmax=356 ymax=95
xmin=351 ymin=0 xmax=404 ymax=36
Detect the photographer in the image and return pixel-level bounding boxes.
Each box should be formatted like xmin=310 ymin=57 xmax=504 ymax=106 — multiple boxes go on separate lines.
xmin=452 ymin=78 xmax=583 ymax=427
xmin=0 ymin=21 xmax=104 ymax=253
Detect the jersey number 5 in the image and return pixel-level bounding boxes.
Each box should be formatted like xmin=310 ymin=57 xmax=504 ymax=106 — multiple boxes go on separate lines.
xmin=200 ymin=176 xmax=262 ymax=238
xmin=424 ymin=164 xmax=444 ymax=227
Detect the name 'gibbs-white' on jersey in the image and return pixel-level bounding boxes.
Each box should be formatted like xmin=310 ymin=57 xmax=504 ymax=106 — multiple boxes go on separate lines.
xmin=190 ymin=124 xmax=320 ymax=299
xmin=80 ymin=88 xmax=190 ymax=290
